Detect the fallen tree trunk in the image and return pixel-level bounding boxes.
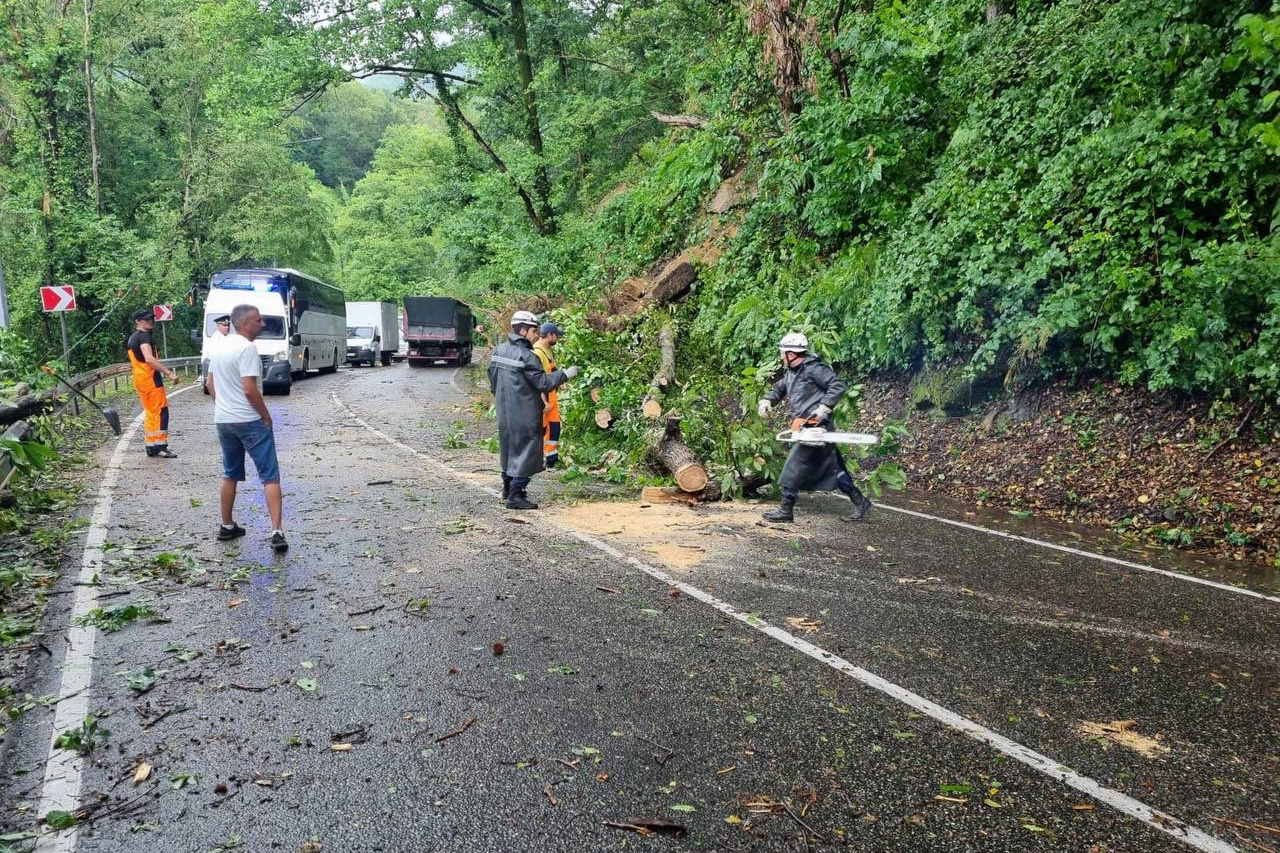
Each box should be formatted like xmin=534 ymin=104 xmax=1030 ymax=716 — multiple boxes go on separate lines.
xmin=655 ymin=415 xmax=708 ymax=492
xmin=642 ymin=324 xmax=676 ymax=420
xmin=651 ymin=111 xmax=708 ymax=128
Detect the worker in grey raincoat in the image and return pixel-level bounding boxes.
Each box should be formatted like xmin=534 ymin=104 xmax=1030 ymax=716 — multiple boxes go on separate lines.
xmin=489 ymin=310 xmax=580 ymax=509
xmin=757 ymin=332 xmax=871 ymax=523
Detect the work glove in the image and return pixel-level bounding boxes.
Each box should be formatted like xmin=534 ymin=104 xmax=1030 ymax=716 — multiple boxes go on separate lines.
xmin=811 ymin=404 xmax=832 ymax=421
xmin=757 ymin=399 xmax=772 ymax=418
xmin=563 ymin=365 xmax=581 ymax=379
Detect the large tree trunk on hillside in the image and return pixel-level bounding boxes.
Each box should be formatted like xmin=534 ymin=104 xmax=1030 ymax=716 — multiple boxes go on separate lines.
xmin=82 ymin=0 xmax=101 ymax=214
xmin=642 ymin=324 xmax=676 ymax=420
xmin=510 ymin=0 xmax=555 ymax=234
xmin=655 ymin=415 xmax=708 ymax=493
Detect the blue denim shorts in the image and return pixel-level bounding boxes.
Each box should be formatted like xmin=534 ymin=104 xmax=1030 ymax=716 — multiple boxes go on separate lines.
xmin=217 ymin=420 xmax=280 ymax=484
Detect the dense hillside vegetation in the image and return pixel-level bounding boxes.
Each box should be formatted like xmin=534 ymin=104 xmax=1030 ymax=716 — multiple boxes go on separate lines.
xmin=2 ymin=0 xmax=1278 ymax=491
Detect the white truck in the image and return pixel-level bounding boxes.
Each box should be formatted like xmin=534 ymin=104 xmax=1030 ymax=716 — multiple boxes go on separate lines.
xmin=345 ymin=301 xmax=399 ymax=367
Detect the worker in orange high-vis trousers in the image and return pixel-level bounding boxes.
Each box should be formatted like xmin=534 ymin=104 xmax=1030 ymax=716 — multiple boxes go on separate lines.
xmin=127 ymin=308 xmax=180 ymax=458
xmin=533 ymin=322 xmax=564 ymax=468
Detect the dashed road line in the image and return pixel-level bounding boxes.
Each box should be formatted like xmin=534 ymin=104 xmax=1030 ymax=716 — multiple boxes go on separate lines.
xmin=334 ymin=389 xmax=1239 ymax=853
xmin=35 ymin=384 xmax=195 ymax=853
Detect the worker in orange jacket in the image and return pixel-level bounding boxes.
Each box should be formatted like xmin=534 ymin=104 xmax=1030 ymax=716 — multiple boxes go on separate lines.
xmin=127 ymin=308 xmax=180 ymax=457
xmin=533 ymin=322 xmax=564 ymax=468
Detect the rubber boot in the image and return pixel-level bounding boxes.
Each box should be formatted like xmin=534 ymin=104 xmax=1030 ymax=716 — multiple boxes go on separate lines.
xmin=501 ymin=474 xmax=512 ymax=501
xmin=846 ymin=487 xmax=872 ymax=521
xmin=506 ymin=490 xmax=538 ymax=510
xmin=762 ymin=496 xmax=796 ymax=523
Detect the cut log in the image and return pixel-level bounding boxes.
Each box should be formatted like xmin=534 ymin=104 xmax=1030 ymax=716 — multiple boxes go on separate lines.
xmin=595 ymin=408 xmax=614 ymax=429
xmin=640 ymin=486 xmax=703 ymax=505
xmin=642 ymin=324 xmax=676 ymax=420
xmin=590 ymin=387 xmax=603 ymax=404
xmin=651 ymin=111 xmax=708 ymax=128
xmin=655 ymin=415 xmax=708 ymax=492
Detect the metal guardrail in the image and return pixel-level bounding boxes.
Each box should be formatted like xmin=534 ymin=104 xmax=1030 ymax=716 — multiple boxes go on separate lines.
xmin=0 ymin=357 xmax=200 ymax=494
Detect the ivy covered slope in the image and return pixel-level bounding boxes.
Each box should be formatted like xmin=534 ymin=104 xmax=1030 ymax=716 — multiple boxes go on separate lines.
xmin=343 ymin=0 xmax=1276 ymax=498
xmin=554 ymin=0 xmax=1280 ymax=398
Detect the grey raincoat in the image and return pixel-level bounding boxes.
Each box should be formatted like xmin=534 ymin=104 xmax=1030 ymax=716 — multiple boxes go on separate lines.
xmin=489 ymin=333 xmax=569 ymax=477
xmin=764 ymin=356 xmax=850 ymax=492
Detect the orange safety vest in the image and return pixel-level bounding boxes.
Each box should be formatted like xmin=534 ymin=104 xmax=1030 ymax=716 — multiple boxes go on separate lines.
xmin=127 ymin=330 xmax=169 ymax=450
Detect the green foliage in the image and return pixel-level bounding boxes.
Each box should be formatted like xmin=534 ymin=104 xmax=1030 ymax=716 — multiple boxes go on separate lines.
xmin=0 ymin=436 xmax=55 ymax=478
xmin=72 ymin=603 xmax=158 ymax=633
xmin=54 ymin=714 xmax=109 ymax=755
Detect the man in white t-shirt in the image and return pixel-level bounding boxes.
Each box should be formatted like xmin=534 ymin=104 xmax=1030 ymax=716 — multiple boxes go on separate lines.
xmin=207 ymin=304 xmax=287 ymax=553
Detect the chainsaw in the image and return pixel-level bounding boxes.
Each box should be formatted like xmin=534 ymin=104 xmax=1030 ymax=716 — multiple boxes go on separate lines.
xmin=776 ymin=415 xmax=878 ymax=447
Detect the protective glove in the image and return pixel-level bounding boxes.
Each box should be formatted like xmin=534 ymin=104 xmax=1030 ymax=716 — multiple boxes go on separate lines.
xmin=811 ymin=404 xmax=832 ymax=421
xmin=757 ymin=399 xmax=772 ymax=418
xmin=563 ymin=365 xmax=581 ymax=379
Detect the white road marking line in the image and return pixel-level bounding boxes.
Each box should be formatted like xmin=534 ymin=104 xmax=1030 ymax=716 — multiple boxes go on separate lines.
xmin=35 ymin=385 xmax=196 ymax=853
xmin=874 ymin=502 xmax=1280 ymax=604
xmin=333 ymin=391 xmax=1239 ymax=853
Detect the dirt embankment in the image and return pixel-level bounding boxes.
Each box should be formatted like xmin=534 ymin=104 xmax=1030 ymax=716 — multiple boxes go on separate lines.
xmin=858 ymin=379 xmax=1280 ymax=569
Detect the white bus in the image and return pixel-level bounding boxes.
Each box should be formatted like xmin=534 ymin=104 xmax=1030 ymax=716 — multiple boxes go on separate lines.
xmin=200 ymin=268 xmax=346 ymax=395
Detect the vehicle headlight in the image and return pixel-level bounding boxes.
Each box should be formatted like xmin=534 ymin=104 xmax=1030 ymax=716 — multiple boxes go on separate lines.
xmin=273 ymin=352 xmax=290 ymax=362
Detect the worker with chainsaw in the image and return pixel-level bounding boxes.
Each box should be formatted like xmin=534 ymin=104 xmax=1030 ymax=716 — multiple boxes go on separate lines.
xmin=757 ymin=333 xmax=871 ymax=523
xmin=128 ymin=308 xmax=180 ymax=458
xmin=489 ymin=311 xmax=580 ymax=510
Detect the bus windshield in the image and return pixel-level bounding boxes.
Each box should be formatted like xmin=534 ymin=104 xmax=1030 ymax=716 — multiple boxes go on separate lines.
xmin=210 ymin=271 xmax=289 ymax=301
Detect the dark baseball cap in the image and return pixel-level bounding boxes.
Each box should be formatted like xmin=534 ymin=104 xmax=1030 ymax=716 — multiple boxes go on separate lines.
xmin=539 ymin=322 xmax=564 ymax=336
xmin=132 ymin=308 xmax=154 ymax=321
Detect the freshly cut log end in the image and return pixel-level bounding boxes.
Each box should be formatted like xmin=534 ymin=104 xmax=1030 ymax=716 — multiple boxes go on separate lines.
xmin=641 ymin=397 xmax=663 ymax=420
xmin=673 ymin=462 xmax=708 ymax=493
xmin=595 ymin=408 xmax=614 ymax=429
xmin=590 ymin=387 xmax=603 ymax=404
xmin=656 ymin=416 xmax=708 ymax=493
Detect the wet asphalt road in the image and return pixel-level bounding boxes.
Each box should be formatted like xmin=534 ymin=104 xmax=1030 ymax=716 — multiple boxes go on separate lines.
xmin=2 ymin=358 xmax=1277 ymax=853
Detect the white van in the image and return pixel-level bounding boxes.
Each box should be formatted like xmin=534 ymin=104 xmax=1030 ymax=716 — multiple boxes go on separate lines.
xmin=345 ymin=301 xmax=400 ymax=367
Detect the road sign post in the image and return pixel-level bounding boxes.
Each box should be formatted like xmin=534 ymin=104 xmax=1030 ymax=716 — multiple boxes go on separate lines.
xmin=154 ymin=304 xmax=173 ymax=359
xmin=59 ymin=312 xmax=75 ymax=414
xmin=40 ymin=286 xmax=77 ymax=375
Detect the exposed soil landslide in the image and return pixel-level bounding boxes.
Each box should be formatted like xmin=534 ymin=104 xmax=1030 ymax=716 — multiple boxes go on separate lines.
xmin=859 ymin=377 xmax=1280 ymax=577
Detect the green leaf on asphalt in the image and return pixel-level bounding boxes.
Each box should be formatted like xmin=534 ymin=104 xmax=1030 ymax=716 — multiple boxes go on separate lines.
xmin=670 ymin=804 xmax=696 ymax=813
xmin=1022 ymin=823 xmax=1047 ymax=833
xmin=296 ymin=678 xmax=317 ymax=694
xmin=547 ymin=665 xmax=578 ymax=677
xmin=44 ymin=810 xmax=76 ymax=830
xmin=939 ymin=783 xmax=971 ymax=794
xmin=743 ymin=713 xmax=758 ymax=725
xmin=892 ymin=731 xmax=916 ymax=740
xmin=170 ymin=773 xmax=198 ymax=790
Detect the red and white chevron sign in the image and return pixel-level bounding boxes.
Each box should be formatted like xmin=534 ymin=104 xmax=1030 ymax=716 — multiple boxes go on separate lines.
xmin=153 ymin=304 xmax=174 ymax=321
xmin=39 ymin=285 xmax=76 ymax=312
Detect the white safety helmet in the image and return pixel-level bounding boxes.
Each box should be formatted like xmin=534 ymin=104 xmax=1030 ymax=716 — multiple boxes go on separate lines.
xmin=778 ymin=332 xmax=809 ymax=353
xmin=511 ymin=310 xmax=539 ymax=327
